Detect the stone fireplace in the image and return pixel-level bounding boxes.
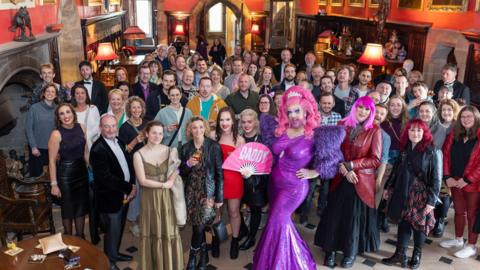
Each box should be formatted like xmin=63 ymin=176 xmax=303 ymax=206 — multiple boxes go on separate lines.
xmin=0 ymin=33 xmax=60 ymax=153
xmin=422 ymin=29 xmax=470 ymax=88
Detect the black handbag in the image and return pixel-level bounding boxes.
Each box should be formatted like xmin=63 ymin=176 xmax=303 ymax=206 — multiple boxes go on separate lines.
xmin=211 ymin=219 xmax=228 ymax=242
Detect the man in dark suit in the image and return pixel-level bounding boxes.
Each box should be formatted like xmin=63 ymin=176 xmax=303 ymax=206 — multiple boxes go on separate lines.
xmin=433 ymin=63 xmax=470 ymax=105
xmin=75 ymin=61 xmax=108 ymax=114
xmin=273 ymin=48 xmax=294 ymax=82
xmin=272 ymin=63 xmax=297 ymax=92
xmin=90 ymin=114 xmax=136 ymax=270
xmin=131 ymin=65 xmax=160 ymax=101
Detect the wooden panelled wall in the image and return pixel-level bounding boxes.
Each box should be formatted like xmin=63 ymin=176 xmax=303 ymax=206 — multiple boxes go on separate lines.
xmin=295 ymin=15 xmax=432 ymax=72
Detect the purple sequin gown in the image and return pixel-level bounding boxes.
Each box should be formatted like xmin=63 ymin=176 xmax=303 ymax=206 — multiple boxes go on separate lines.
xmin=253 ymin=134 xmax=316 ymax=270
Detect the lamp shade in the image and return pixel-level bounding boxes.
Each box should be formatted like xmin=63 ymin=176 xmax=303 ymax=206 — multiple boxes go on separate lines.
xmin=173 ymin=24 xmax=185 ymax=35
xmin=357 ymin=43 xmax=386 ymax=66
xmin=251 ymin=24 xmax=260 ymax=34
xmin=123 ymin=26 xmax=146 ymax=40
xmin=95 ymin=43 xmax=118 ymax=61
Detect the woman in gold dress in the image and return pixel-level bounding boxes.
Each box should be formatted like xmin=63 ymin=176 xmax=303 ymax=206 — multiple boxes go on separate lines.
xmin=133 ymin=121 xmax=184 ymax=270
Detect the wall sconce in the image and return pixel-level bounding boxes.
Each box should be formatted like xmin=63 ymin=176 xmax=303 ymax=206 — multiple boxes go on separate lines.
xmin=251 ymin=24 xmax=260 ymax=34
xmin=173 ymin=24 xmax=185 ymax=35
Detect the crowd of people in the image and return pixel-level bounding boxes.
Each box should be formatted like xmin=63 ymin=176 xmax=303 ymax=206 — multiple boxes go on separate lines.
xmin=24 ymin=43 xmax=480 ymax=270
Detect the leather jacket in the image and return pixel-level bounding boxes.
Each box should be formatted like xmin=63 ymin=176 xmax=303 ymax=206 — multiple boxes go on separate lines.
xmin=385 ymin=145 xmax=442 ymax=222
xmin=179 ymin=137 xmax=224 ymax=203
xmin=331 ymin=123 xmax=383 ymax=208
xmin=443 ymin=129 xmax=480 ymax=192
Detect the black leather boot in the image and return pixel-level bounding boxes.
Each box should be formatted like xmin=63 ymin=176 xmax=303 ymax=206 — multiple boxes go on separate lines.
xmin=382 ymin=246 xmax=408 ymax=268
xmin=239 ymin=222 xmax=249 ymax=241
xmin=432 ymin=218 xmax=445 ymax=238
xmin=324 ymin=251 xmax=336 ymax=268
xmin=239 ymin=236 xmax=256 ymax=250
xmin=409 ymin=247 xmax=422 ymax=269
xmin=197 ymin=243 xmax=208 ymax=270
xmin=187 ymin=247 xmax=199 ymax=270
xmin=211 ymin=236 xmax=220 ymax=258
xmin=230 ymin=237 xmax=239 ymax=259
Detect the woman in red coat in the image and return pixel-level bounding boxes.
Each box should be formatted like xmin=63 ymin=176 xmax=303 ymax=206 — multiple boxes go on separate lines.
xmin=315 ymin=96 xmax=382 ymax=268
xmin=440 ymin=105 xmax=480 ymax=259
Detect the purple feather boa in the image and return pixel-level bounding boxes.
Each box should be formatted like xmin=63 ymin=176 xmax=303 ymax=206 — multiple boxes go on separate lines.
xmin=313 ymin=125 xmax=346 ymax=179
xmin=259 ymin=114 xmax=278 ymax=150
xmin=260 ymin=113 xmax=345 ymax=179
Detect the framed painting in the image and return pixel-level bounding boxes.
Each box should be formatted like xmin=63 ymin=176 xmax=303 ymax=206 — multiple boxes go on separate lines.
xmin=398 ymin=0 xmax=423 ymax=9
xmin=427 ymin=0 xmax=468 ymax=11
xmin=348 ymin=0 xmax=365 ymax=7
xmin=318 ymin=0 xmax=327 ymax=5
xmin=368 ymin=0 xmax=380 ymax=8
xmin=109 ymin=0 xmax=120 ymax=5
xmin=0 ymin=0 xmax=34 ymax=9
xmin=83 ymin=0 xmax=102 ymax=6
xmin=40 ymin=0 xmax=56 ymax=5
xmin=331 ymin=0 xmax=343 ymax=7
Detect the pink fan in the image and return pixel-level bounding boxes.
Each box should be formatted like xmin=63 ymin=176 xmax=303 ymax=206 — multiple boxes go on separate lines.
xmin=222 ymin=142 xmax=273 ymax=175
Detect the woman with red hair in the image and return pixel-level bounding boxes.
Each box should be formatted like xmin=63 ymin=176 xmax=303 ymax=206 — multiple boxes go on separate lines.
xmin=439 ymin=105 xmax=480 ymax=259
xmin=382 ymin=119 xmax=442 ymax=269
xmin=315 ymin=96 xmax=383 ymax=268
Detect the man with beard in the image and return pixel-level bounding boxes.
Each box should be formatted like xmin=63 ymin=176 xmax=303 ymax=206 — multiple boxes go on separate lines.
xmin=272 ymin=63 xmax=297 ymax=92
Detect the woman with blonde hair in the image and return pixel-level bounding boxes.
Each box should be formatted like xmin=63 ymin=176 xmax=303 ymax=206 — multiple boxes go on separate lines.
xmin=180 ymin=116 xmax=224 ymax=269
xmin=210 ymin=65 xmax=231 ymax=99
xmin=107 ymin=89 xmax=128 ymax=128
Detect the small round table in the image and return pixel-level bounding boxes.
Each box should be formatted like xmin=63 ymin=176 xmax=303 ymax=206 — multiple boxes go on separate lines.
xmin=0 ymin=235 xmax=109 ymax=270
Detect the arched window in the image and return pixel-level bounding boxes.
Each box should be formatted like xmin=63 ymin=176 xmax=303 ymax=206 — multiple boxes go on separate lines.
xmin=208 ymin=2 xmax=224 ymax=33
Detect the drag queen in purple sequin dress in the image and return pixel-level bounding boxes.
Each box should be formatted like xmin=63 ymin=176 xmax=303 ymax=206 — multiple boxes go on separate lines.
xmin=252 ymin=86 xmax=345 ymax=270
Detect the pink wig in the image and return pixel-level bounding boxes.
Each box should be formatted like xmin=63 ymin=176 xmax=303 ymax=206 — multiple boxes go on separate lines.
xmin=343 ymin=96 xmax=376 ymax=129
xmin=275 ymin=86 xmax=320 ymax=138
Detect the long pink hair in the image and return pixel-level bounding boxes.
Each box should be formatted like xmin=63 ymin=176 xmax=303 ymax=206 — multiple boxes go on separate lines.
xmin=343 ymin=96 xmax=376 ymax=129
xmin=275 ymin=86 xmax=320 ymax=138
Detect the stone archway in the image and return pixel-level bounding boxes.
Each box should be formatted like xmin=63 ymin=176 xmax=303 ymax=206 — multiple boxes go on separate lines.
xmin=190 ymin=0 xmax=251 ymax=52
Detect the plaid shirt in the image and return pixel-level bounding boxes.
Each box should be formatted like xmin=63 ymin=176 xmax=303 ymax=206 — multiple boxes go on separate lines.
xmin=320 ymin=111 xmax=342 ymax=126
xmin=334 ymin=85 xmax=360 ymax=114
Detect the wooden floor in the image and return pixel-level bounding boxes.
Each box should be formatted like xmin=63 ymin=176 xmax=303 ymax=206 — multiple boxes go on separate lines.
xmin=40 ymin=205 xmax=480 ymax=269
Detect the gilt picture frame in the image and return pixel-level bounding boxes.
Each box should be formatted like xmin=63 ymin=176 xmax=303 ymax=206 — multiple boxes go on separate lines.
xmin=427 ymin=0 xmax=468 ymax=12
xmin=348 ymin=0 xmax=365 ymax=7
xmin=398 ymin=0 xmax=423 ymax=10
xmin=0 ymin=0 xmax=34 ymax=9
xmin=330 ymin=0 xmax=344 ymax=7
xmin=368 ymin=0 xmax=380 ymax=8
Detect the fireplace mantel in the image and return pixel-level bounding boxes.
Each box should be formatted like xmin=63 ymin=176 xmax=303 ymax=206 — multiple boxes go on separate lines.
xmin=0 ymin=32 xmax=61 ymax=60
xmin=0 ymin=32 xmax=61 ymax=90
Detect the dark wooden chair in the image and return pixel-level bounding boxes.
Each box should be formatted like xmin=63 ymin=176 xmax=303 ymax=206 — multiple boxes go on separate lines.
xmin=0 ymin=155 xmax=55 ymax=246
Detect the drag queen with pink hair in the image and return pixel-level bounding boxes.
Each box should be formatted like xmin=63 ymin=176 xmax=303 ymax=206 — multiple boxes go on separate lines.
xmin=253 ymin=86 xmax=345 ymax=270
xmin=315 ymin=96 xmax=382 ymax=268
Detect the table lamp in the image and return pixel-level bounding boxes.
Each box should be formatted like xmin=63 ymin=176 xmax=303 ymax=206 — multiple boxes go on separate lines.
xmin=95 ymin=42 xmax=118 ymax=87
xmin=357 ymin=43 xmax=386 ymax=71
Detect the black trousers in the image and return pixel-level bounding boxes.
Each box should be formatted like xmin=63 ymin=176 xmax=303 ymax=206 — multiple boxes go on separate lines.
xmin=89 ymin=183 xmax=101 ymax=242
xmin=397 ymin=220 xmax=426 ymax=249
xmin=28 ymin=147 xmax=48 ymax=177
xmin=317 ymin=180 xmax=330 ymax=216
xmin=100 ymin=204 xmax=129 ymax=263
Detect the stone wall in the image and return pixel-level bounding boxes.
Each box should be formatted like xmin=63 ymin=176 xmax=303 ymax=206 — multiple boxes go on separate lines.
xmin=423 ymin=29 xmax=469 ymax=87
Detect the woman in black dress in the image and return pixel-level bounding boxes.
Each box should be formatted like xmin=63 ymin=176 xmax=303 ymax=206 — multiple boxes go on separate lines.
xmin=382 ymin=119 xmax=441 ymax=269
xmin=179 ymin=117 xmax=224 ymax=270
xmin=119 ymin=96 xmax=147 ymax=237
xmin=238 ymin=109 xmax=268 ymax=251
xmin=48 ymin=103 xmax=89 ymax=237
